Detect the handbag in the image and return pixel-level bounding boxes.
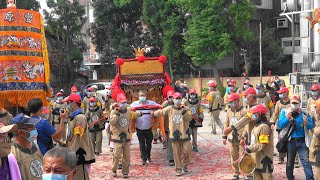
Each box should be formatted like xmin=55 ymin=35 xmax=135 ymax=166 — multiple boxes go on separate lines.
xmin=276 ymin=121 xmax=295 ymax=153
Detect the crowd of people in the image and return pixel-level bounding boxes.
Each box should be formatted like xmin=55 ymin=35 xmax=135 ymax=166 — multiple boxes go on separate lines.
xmin=0 ymin=76 xmax=319 ymax=179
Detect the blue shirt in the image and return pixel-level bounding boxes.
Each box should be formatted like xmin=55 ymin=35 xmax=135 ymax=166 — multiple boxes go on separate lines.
xmin=278 ymin=110 xmax=314 ymax=138
xmin=34 ymin=117 xmax=56 ymax=155
xmin=130 ymin=100 xmax=159 ymax=130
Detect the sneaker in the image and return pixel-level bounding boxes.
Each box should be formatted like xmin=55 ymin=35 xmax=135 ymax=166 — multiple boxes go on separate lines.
xmin=159 ymin=137 xmax=163 ymax=143
xmin=95 ymin=152 xmax=100 ymax=156
xmin=295 ymin=162 xmax=300 ymax=168
xmin=142 ymin=160 xmax=147 ymax=165
xmin=111 ymin=171 xmax=117 ymax=177
xmin=123 ymin=174 xmax=129 ymax=178
xmin=211 ymin=131 xmax=217 ymax=134
xmin=147 ymin=158 xmax=152 ymax=163
xmin=192 ymin=147 xmax=199 ymax=152
xmin=183 ymin=167 xmax=188 ymax=172
xmin=169 ymin=160 xmax=175 ymax=166
xmin=175 ymin=171 xmax=182 ymax=176
xmin=153 ymin=139 xmax=158 ymax=144
xmin=118 ymin=163 xmax=123 ymax=169
xmin=110 ymin=148 xmax=114 ymax=152
xmin=278 ymin=158 xmax=284 ymax=164
xmin=231 ymin=175 xmax=239 ymax=180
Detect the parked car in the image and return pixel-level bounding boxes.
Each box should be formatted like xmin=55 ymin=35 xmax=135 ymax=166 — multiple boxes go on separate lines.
xmin=86 ymin=82 xmax=112 ymax=101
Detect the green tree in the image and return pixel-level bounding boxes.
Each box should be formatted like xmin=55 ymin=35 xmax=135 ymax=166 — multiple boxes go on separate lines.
xmin=44 ymin=0 xmax=86 ymax=89
xmin=141 ymin=0 xmax=194 ymax=80
xmin=246 ymin=28 xmax=284 ymax=76
xmin=0 ymin=0 xmax=40 ymax=10
xmin=171 ymin=0 xmax=255 ymax=88
xmin=91 ymin=0 xmax=144 ymax=69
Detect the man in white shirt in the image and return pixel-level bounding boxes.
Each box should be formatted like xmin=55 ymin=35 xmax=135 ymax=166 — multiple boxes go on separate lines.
xmin=130 ymin=90 xmax=159 ymax=165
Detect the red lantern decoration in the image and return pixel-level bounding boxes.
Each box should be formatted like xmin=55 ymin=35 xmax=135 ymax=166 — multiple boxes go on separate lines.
xmin=159 ymin=55 xmax=166 ymax=64
xmin=136 ymin=55 xmax=146 ymax=63
xmin=116 ymin=58 xmax=124 ymax=66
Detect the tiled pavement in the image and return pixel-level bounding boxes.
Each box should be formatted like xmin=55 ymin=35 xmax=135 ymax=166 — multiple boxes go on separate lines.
xmin=90 ymin=111 xmax=312 ymax=179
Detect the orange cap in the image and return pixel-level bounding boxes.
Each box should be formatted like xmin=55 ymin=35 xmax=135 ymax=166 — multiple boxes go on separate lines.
xmin=189 ymin=89 xmax=196 ymax=94
xmin=208 ymin=82 xmax=217 ymax=87
xmin=89 ymin=97 xmax=96 ymax=102
xmin=276 ymin=87 xmax=289 ymax=94
xmin=173 ymin=92 xmax=182 ymax=99
xmin=71 ymin=86 xmax=78 ymax=92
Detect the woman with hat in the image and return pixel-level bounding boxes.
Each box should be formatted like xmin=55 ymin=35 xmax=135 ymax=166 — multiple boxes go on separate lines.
xmin=244 ymin=104 xmax=274 ymax=180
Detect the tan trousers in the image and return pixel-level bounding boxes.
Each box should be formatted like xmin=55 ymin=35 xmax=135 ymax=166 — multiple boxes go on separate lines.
xmin=253 ymin=172 xmax=272 ymax=180
xmin=210 ymin=111 xmax=223 ymax=133
xmin=106 ymin=122 xmax=111 ymax=145
xmin=172 ymin=141 xmax=192 ymax=172
xmin=189 ymin=127 xmax=198 ymax=147
xmin=315 ymin=166 xmax=320 ymax=180
xmin=112 ymin=141 xmax=130 ymax=175
xmin=75 ymin=164 xmax=90 ymax=180
xmin=90 ymin=131 xmax=103 ymax=153
xmin=229 ymin=143 xmax=244 ymax=176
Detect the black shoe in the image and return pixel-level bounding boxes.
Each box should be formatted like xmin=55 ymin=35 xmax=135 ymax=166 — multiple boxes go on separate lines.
xmin=142 ymin=160 xmax=147 ymax=165
xmin=147 ymin=157 xmax=152 ymax=163
xmin=169 ymin=160 xmax=175 ymax=166
xmin=118 ymin=163 xmax=123 ymax=169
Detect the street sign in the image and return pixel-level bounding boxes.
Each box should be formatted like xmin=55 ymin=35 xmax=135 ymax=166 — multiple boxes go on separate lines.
xmin=293 ymin=53 xmax=303 ymax=63
xmin=289 ymin=72 xmax=301 ymax=85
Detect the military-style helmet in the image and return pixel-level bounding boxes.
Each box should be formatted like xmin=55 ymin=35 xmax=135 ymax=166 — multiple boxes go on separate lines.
xmin=239 ymin=154 xmax=256 ymax=175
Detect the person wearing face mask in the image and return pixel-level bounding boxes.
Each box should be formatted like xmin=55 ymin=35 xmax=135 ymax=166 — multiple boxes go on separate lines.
xmin=52 ymin=92 xmax=68 ymax=129
xmin=175 ymin=80 xmax=188 ymax=98
xmin=309 ymin=99 xmax=320 ymax=180
xmin=79 ymin=85 xmax=88 ymax=101
xmin=278 ymin=94 xmax=314 ymax=180
xmin=130 ymin=90 xmax=160 ymax=165
xmin=244 ymin=104 xmax=274 ymax=180
xmin=269 ymin=86 xmax=291 ymax=164
xmin=0 ymin=122 xmax=21 ymax=180
xmin=256 ymin=83 xmax=274 ymax=120
xmin=10 ymin=113 xmax=42 ymax=180
xmin=42 ymin=147 xmax=77 ymax=180
xmin=63 ymin=93 xmax=95 ymax=180
xmin=208 ymin=82 xmax=224 ymax=134
xmin=183 ymin=89 xmax=204 ymax=152
xmin=85 ymin=97 xmax=104 ymax=155
xmin=242 ymin=81 xmax=252 ymax=92
xmin=28 ymin=98 xmax=68 ymax=155
xmin=161 ymin=90 xmax=175 ymax=165
xmin=224 ymin=81 xmax=240 ymax=112
xmin=82 ymin=87 xmax=100 ymax=114
xmin=307 ymin=84 xmax=320 ymax=120
xmin=110 ymin=93 xmax=142 ymax=178
xmin=104 ymin=87 xmax=116 ymax=152
xmin=274 ymin=76 xmax=285 ymax=87
xmin=222 ymin=93 xmax=247 ymax=180
xmin=153 ymin=92 xmax=193 ymax=176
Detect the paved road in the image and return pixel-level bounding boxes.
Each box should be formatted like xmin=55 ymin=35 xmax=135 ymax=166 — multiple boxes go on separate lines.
xmin=90 ymin=111 xmax=311 ymax=179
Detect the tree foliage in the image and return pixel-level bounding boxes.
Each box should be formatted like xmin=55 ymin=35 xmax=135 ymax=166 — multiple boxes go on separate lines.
xmin=91 ymin=0 xmax=144 ymax=67
xmin=170 ymin=0 xmax=255 ymax=87
xmin=247 ymin=28 xmax=284 ymax=75
xmin=44 ymin=0 xmax=86 ymax=89
xmin=0 ymin=0 xmax=40 ymax=11
xmin=141 ymin=0 xmax=194 ymax=79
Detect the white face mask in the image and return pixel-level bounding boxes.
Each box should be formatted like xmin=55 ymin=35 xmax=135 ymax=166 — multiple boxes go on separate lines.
xmin=291 ymin=104 xmax=300 ymax=111
xmin=57 ymin=97 xmax=63 ymax=101
xmin=89 ymin=102 xmax=96 ymax=107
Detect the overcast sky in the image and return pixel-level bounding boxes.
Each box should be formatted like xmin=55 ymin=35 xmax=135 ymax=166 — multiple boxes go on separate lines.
xmin=37 ymin=0 xmax=50 ymax=15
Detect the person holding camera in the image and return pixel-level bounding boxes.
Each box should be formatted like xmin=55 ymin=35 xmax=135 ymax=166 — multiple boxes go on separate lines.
xmin=278 ymin=94 xmax=314 ymax=180
xmin=28 ymin=98 xmax=68 ymax=155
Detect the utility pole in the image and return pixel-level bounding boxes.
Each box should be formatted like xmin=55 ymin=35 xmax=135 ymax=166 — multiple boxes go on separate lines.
xmin=259 ymin=21 xmax=262 ymax=83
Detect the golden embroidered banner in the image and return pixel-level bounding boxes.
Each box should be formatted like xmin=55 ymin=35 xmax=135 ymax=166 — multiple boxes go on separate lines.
xmin=0 ymin=8 xmax=50 ymax=108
